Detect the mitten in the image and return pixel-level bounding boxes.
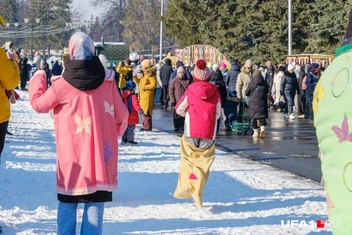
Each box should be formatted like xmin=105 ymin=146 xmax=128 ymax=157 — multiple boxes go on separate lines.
xmin=134 ymin=65 xmax=142 ymax=78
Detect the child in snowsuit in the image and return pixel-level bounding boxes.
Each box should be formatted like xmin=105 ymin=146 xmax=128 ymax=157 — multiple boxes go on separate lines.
xmin=121 ymin=80 xmax=143 ymax=145
xmin=173 ymin=59 xmax=221 ymax=208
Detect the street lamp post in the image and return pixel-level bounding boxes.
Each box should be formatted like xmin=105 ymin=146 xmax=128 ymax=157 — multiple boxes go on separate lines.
xmin=159 ymin=0 xmax=164 ymax=62
xmin=24 ymin=18 xmax=40 ymax=61
xmin=288 ymin=0 xmax=292 ymax=55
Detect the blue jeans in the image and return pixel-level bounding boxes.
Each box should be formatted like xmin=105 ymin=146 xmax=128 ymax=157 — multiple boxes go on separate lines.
xmin=57 ymin=202 xmax=104 ymax=235
xmin=154 ymin=87 xmax=162 ymax=104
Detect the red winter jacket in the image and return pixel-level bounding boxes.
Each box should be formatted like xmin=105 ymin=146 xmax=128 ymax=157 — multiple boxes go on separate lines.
xmin=121 ymin=90 xmax=141 ymax=125
xmin=176 ymin=82 xmax=221 ymax=140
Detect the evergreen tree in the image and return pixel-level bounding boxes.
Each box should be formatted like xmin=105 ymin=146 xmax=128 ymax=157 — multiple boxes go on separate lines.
xmin=0 ymin=0 xmax=18 ymax=46
xmin=50 ymin=0 xmax=72 ymax=50
xmin=164 ymin=0 xmax=352 ymax=64
xmin=164 ymin=0 xmax=203 ymax=46
xmin=89 ymin=16 xmax=102 ymax=42
xmin=2 ymin=0 xmax=18 ymax=23
xmin=303 ymin=0 xmax=352 ymax=54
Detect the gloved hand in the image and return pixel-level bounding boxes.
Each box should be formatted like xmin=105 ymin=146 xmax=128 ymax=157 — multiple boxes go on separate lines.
xmin=138 ymin=109 xmax=144 ymax=115
xmin=171 ymin=102 xmax=176 ymax=107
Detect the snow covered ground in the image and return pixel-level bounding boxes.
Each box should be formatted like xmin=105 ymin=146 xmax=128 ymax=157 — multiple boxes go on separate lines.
xmin=0 ymin=91 xmax=330 ymax=235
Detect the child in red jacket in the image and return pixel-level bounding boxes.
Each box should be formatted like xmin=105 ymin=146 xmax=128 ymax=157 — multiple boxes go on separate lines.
xmin=121 ymin=81 xmax=143 ymax=145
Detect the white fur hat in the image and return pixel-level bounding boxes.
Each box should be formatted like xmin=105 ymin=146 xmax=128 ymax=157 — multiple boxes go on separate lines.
xmin=129 ymin=52 xmax=140 ymax=61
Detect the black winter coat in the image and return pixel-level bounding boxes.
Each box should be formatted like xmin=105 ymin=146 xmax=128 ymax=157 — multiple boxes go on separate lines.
xmin=280 ymin=71 xmax=300 ymax=95
xmin=159 ymin=58 xmax=173 ymax=85
xmin=211 ymin=70 xmax=227 ymax=107
xmin=245 ymin=72 xmax=269 ymax=119
xmin=265 ymin=67 xmax=275 ymax=88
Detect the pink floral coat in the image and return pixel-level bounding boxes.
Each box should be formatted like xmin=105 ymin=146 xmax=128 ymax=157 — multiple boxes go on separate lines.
xmin=29 ymin=70 xmax=128 ymax=196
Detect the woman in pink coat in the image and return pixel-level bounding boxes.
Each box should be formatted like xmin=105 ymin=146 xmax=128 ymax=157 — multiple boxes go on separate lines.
xmin=29 ymin=32 xmax=128 ymax=235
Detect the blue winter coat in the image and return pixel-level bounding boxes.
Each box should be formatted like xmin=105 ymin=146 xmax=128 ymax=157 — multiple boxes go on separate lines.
xmin=305 ymin=70 xmax=319 ymax=104
xmin=225 ymin=62 xmax=241 ymax=93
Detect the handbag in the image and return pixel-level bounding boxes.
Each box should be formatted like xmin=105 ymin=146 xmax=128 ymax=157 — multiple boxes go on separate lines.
xmin=245 ymin=86 xmax=259 ymax=106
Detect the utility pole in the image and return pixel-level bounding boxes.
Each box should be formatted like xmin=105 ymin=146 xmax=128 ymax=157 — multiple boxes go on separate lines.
xmin=159 ymin=0 xmax=164 ymax=62
xmin=288 ymin=0 xmax=292 ymax=55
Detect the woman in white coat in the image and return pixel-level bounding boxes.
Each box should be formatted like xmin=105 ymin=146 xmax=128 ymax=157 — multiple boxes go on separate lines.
xmin=271 ymin=66 xmax=285 ymax=105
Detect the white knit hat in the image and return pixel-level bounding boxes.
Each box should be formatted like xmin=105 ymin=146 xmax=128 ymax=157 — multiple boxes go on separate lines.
xmin=287 ymin=64 xmax=294 ymax=71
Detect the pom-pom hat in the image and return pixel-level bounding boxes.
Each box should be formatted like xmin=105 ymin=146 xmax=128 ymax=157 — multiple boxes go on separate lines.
xmin=193 ymin=59 xmax=212 ymax=82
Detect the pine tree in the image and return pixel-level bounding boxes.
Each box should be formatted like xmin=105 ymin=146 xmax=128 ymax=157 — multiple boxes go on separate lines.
xmin=164 ymin=0 xmax=203 ymax=46
xmin=2 ymin=0 xmax=18 ymax=23
xmin=303 ymin=0 xmax=352 ymax=54
xmin=89 ymin=16 xmax=102 ymax=42
xmin=50 ymin=0 xmax=72 ymax=50
xmin=0 ymin=0 xmax=19 ymax=46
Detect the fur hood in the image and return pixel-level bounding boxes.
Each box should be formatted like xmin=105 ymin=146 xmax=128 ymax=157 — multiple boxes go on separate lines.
xmin=143 ymin=66 xmax=157 ymax=77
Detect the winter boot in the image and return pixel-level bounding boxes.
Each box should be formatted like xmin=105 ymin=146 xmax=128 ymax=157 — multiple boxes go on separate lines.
xmin=259 ymin=126 xmax=266 ymax=138
xmin=252 ymin=129 xmax=259 ymax=138
xmin=127 ymin=140 xmax=138 ymax=145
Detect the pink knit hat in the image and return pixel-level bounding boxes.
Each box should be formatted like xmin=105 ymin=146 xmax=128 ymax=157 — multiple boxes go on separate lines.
xmin=220 ymin=63 xmax=227 ymax=69
xmin=193 ymin=59 xmax=212 ymax=82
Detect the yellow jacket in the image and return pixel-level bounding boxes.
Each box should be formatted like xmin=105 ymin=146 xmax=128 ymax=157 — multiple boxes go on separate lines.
xmin=116 ymin=64 xmax=133 ymax=88
xmin=0 ymin=48 xmax=20 ymax=123
xmin=133 ymin=67 xmax=156 ymax=115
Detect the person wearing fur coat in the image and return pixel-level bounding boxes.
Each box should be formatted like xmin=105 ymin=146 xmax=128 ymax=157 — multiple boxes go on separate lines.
xmin=133 ymin=59 xmax=156 ymax=131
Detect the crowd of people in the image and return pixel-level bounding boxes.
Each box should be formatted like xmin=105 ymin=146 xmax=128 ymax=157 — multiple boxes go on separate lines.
xmin=154 ymin=56 xmax=322 ymax=138
xmin=0 ymin=32 xmax=326 ymax=235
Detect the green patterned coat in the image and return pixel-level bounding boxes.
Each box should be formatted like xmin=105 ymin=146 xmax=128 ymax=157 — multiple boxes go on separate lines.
xmin=314 ymin=45 xmax=352 ymax=234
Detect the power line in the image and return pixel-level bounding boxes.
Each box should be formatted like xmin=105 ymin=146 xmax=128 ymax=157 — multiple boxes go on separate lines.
xmin=0 ymin=26 xmax=79 ymax=38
